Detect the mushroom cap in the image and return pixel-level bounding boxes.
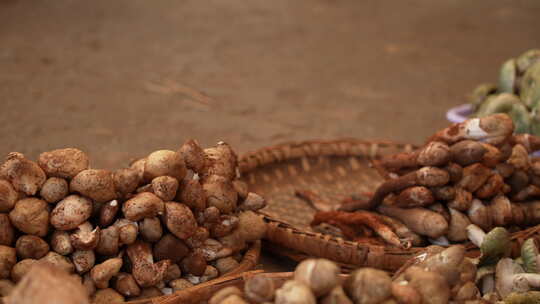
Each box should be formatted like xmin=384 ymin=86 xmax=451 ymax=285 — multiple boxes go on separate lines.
xmin=495 ymin=258 xmax=529 ymax=299
xmin=521 ymin=238 xmax=540 ymax=273
xmin=479 ymin=227 xmax=510 ymax=266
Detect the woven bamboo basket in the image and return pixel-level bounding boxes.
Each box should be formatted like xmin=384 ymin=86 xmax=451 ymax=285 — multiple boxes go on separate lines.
xmin=238 ymin=139 xmax=540 ymax=272
xmin=238 ymin=139 xmax=424 ymax=272
xmin=125 ymin=241 xmax=261 ymax=304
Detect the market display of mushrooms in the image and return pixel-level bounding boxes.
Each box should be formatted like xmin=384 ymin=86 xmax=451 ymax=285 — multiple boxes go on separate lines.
xmin=307 ymin=113 xmax=540 ymax=248
xmin=0 ymin=140 xmax=267 ymax=302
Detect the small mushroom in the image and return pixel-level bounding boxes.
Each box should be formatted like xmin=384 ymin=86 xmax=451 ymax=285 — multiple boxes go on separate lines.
xmin=202 ymin=142 xmax=238 ymax=180
xmin=457 ymin=163 xmax=492 ymax=193
xmin=0 ymin=214 xmax=14 ymax=246
xmin=114 ymin=219 xmax=138 ymax=246
xmin=377 ymin=205 xmax=448 ymax=238
xmin=70 ymin=222 xmax=100 ymax=250
xmin=39 ymin=251 xmax=75 ymax=273
xmin=215 ymin=257 xmax=239 ymax=275
xmin=122 ymin=192 xmax=164 ymax=222
xmin=127 ymin=240 xmax=171 ymax=287
xmin=144 ymin=150 xmax=187 ymax=182
xmin=163 ymin=264 xmax=182 ymax=282
xmin=186 ymin=226 xmax=210 ymax=248
xmin=180 ymin=250 xmax=207 ymax=276
xmin=447 ymin=208 xmax=471 ymax=242
xmin=467 ymin=199 xmax=492 ymax=232
xmin=294 ymin=258 xmax=340 ymax=297
xmin=178 ymin=139 xmax=206 ymax=173
xmin=91 ymin=288 xmax=125 ymax=304
xmin=209 ymin=286 xmax=243 ymax=304
xmin=199 ymin=265 xmax=219 ymax=283
xmin=152 ymin=176 xmax=179 ymax=201
xmin=90 ymin=257 xmax=123 ymax=289
xmin=11 ymin=259 xmax=37 ymax=283
xmin=114 ymin=272 xmax=141 ymax=298
xmin=391 ymin=281 xmax=421 ymax=304
xmin=163 ymin=202 xmax=198 ymax=240
xmin=404 ymin=266 xmax=450 ymax=304
xmin=139 ymin=217 xmax=163 ymax=243
xmin=113 ymin=168 xmax=140 ymax=198
xmin=320 ymin=285 xmax=353 ymax=304
xmin=0 ymin=152 xmax=46 ymax=196
xmin=466 ymin=224 xmax=510 ymax=266
xmin=153 ymin=233 xmax=189 ymax=263
xmin=177 ymin=179 xmax=206 ymax=211
xmin=70 ymin=169 xmax=117 ymax=203
xmin=495 ymin=258 xmax=533 ymax=298
xmin=9 ymin=197 xmax=49 ymax=237
xmin=95 ymin=225 xmax=120 ymax=256
xmin=50 ymin=194 xmax=93 ymax=230
xmin=344 ymin=268 xmax=392 ymax=304
xmin=447 ymin=188 xmax=472 ymax=211
xmin=210 ymin=216 xmax=238 ymax=239
xmin=275 ymin=280 xmax=316 ymax=304
xmin=244 ymin=274 xmax=275 ymax=303
xmin=429 ymin=113 xmax=514 ymax=145
xmin=40 ymin=177 xmax=69 ymax=203
xmin=15 ymin=235 xmax=49 ymax=259
xmin=203 ymin=175 xmax=238 ymax=214
xmin=37 ymin=148 xmax=89 ymax=179
xmin=0 ymin=179 xmax=17 ymax=212
xmin=72 ymin=250 xmax=95 ymax=274
xmin=395 ymin=186 xmax=434 ymax=208
xmin=168 ymin=278 xmax=194 ymax=292
xmin=0 ymin=246 xmax=16 ymax=280
xmin=238 ymin=192 xmax=266 ymax=212
xmin=50 ymin=230 xmax=74 ymax=255
xmin=507 ymin=144 xmax=530 ymax=171
xmin=450 ymin=140 xmax=486 ymax=166
xmin=99 ymin=200 xmax=119 ymax=228
xmin=236 ymin=211 xmax=267 ymax=243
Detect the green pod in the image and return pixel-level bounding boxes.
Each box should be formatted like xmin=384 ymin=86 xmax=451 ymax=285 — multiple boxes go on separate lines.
xmin=469 ymin=83 xmax=498 ymax=112
xmin=475 ymin=93 xmax=521 ymax=117
xmin=520 ymin=61 xmax=540 ymax=109
xmin=509 ymin=102 xmax=532 ymax=134
xmin=499 ymin=58 xmax=518 ymax=93
xmin=504 ymin=291 xmax=540 ymax=304
xmin=516 ymin=49 xmax=540 ymax=74
xmin=479 ymin=227 xmax=511 ymax=266
xmin=521 ymin=238 xmax=539 ymax=273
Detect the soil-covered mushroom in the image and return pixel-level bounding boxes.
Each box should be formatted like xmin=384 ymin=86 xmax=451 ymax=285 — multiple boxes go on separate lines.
xmin=15 ymin=235 xmax=49 ymax=259
xmin=153 ymin=233 xmax=189 ymax=263
xmin=203 ymin=175 xmax=238 ymax=214
xmin=90 ymin=257 xmax=123 ymax=289
xmin=163 ymin=202 xmax=198 ymax=240
xmin=71 ymin=222 xmax=100 ymax=250
xmin=122 ymin=192 xmax=164 ymax=222
xmin=70 ymin=169 xmax=117 ymax=203
xmin=1 ymin=152 xmax=46 ymax=196
xmin=50 ymin=195 xmax=93 ymax=230
xmin=144 ymin=150 xmax=187 ymax=182
xmin=127 ymin=240 xmax=171 ymax=287
xmin=38 ymin=148 xmax=89 ymax=179
xmin=40 ymin=177 xmax=69 ymax=203
xmin=9 ymin=197 xmax=49 ymax=237
xmin=151 ymin=176 xmax=179 ymax=201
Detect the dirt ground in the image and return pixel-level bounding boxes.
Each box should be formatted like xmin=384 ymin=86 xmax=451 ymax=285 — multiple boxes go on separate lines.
xmin=1 ymin=0 xmax=540 ymax=271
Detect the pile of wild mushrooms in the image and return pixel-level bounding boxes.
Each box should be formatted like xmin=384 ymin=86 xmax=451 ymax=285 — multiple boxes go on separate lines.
xmin=311 ymin=113 xmax=540 ymax=248
xmin=0 ymin=140 xmax=267 ymax=303
xmin=209 ymin=233 xmax=540 ymax=304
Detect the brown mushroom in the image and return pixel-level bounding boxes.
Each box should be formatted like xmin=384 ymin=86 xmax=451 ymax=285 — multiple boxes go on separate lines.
xmin=50 ymin=230 xmax=74 ymax=255
xmin=0 ymin=180 xmax=18 ymax=212
xmin=0 ymin=214 xmax=14 ymax=246
xmin=122 ymin=192 xmax=164 ymax=222
xmin=71 ymin=222 xmax=100 ymax=250
xmin=144 ymin=150 xmax=187 ymax=182
xmin=99 ymin=200 xmax=119 ymax=227
xmin=114 ymin=272 xmax=141 ymax=298
xmin=163 ymin=202 xmax=198 ymax=240
xmin=202 ymin=175 xmax=238 ymax=214
xmin=9 ymin=197 xmax=49 ymax=236
xmin=113 ymin=168 xmax=140 ymax=198
xmin=39 ymin=251 xmax=75 ymax=273
xmin=0 ymin=246 xmax=16 ymax=279
xmin=50 ymin=194 xmax=93 ymax=230
xmin=178 ymin=139 xmax=206 ymax=173
xmin=177 ymin=179 xmax=206 ymax=211
xmin=72 ymin=250 xmax=95 ymax=274
xmin=11 ymin=259 xmax=37 ymax=283
xmin=139 ymin=217 xmax=163 ymax=243
xmin=0 ymin=152 xmax=46 ymax=196
xmin=152 ymin=176 xmax=179 ymax=201
xmin=153 ymin=233 xmax=189 ymax=263
xmin=90 ymin=257 xmax=123 ymax=289
xmin=37 ymin=148 xmax=89 ymax=179
xmin=15 ymin=235 xmax=49 ymax=259
xmin=127 ymin=240 xmax=171 ymax=287
xmin=95 ymin=225 xmax=120 ymax=256
xmin=40 ymin=177 xmax=69 ymax=203
xmin=70 ymin=169 xmax=117 ymax=203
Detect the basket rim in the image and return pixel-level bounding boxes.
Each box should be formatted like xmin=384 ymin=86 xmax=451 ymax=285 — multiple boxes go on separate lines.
xmin=125 ymin=240 xmax=261 ymax=304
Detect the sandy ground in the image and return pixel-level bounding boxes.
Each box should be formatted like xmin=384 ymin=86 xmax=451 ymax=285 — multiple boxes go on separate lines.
xmin=1 ymin=0 xmax=540 ymax=271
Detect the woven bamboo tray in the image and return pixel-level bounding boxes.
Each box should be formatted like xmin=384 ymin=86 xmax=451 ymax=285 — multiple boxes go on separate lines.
xmin=238 ymin=139 xmax=422 ymax=272
xmin=125 ymin=241 xmax=261 ymax=304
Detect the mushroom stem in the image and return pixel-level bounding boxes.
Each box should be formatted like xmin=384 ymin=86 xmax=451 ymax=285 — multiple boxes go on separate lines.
xmin=466 ymin=224 xmax=486 ymax=247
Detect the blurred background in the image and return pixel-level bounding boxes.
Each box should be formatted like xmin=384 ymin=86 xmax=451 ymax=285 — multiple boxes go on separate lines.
xmin=1 ymin=0 xmax=540 ymax=169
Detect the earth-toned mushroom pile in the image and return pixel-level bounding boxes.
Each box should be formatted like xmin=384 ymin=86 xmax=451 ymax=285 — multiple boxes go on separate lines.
xmin=0 ymin=140 xmax=267 ymax=303
xmin=312 ymin=113 xmax=540 ymax=248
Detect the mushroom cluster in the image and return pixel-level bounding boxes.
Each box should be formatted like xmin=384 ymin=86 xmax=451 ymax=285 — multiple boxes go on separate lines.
xmin=312 ymin=113 xmax=540 ymax=248
xmin=210 ymin=249 xmax=481 ymax=304
xmin=0 ymin=140 xmax=267 ymax=303
xmin=470 ymin=49 xmax=540 ymax=135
